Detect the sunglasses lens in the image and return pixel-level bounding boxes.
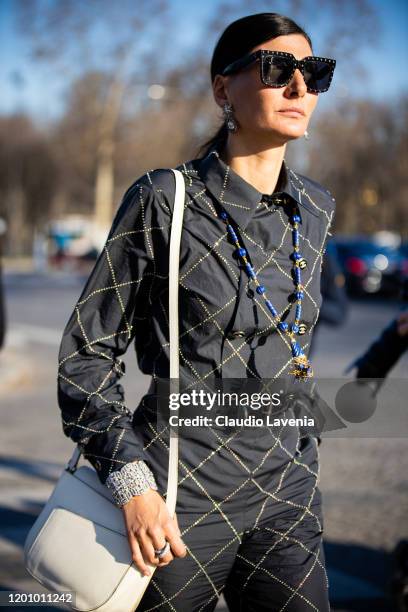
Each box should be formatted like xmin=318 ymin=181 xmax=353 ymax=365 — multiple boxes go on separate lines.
xmin=302 ymin=60 xmax=333 ymax=92
xmin=262 ymin=55 xmax=294 ymax=86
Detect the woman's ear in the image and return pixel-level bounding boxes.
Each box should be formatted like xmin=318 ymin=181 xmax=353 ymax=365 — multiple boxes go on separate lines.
xmin=212 ymin=74 xmax=230 ymax=110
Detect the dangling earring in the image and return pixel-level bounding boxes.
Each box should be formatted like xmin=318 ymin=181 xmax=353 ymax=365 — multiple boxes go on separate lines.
xmin=304 ymin=129 xmax=310 ymax=140
xmin=223 ymin=102 xmax=238 ymax=132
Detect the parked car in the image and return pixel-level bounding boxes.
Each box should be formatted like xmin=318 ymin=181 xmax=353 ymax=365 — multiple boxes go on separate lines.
xmin=335 ymin=234 xmax=402 ymax=297
xmin=47 ymin=216 xmax=105 ymax=272
xmin=309 ymin=239 xmax=349 ymax=356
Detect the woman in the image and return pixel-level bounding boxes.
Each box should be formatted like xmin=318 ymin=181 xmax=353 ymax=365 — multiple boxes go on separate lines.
xmin=57 ymin=12 xmax=336 ymax=611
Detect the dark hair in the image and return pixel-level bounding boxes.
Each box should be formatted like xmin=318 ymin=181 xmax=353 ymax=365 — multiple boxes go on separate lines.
xmin=196 ymin=13 xmax=313 ymax=158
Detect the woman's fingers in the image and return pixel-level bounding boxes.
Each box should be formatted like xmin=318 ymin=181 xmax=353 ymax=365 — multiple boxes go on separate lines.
xmin=148 ymin=527 xmax=174 ymax=566
xmin=127 ymin=530 xmax=152 ymax=577
xmin=156 ymin=547 xmax=174 ymax=567
xmin=163 ymin=517 xmax=187 ymax=558
xmin=137 ymin=529 xmax=161 ymax=566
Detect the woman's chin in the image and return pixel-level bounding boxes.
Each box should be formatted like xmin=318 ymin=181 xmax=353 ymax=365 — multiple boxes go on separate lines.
xmin=248 ymin=123 xmax=306 ymax=144
xmin=258 ymin=119 xmax=306 ymax=139
xmin=274 ymin=126 xmax=306 ymax=141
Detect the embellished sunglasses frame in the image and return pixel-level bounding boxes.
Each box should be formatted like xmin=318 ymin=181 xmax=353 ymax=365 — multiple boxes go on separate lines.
xmin=221 ymin=49 xmax=336 ymax=93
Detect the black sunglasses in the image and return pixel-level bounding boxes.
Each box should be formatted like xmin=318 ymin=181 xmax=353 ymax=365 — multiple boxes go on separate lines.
xmin=221 ymin=49 xmax=336 ymax=93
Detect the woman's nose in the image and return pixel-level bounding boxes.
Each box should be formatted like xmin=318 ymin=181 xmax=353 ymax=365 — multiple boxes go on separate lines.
xmin=287 ymin=68 xmax=307 ymax=95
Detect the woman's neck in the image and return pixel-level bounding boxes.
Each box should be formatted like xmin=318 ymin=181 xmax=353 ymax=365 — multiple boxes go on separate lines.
xmin=219 ymin=138 xmax=287 ymax=195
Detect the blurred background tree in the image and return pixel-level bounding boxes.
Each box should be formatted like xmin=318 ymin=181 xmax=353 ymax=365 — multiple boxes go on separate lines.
xmin=0 ymin=115 xmax=57 ymax=256
xmin=310 ymin=95 xmax=408 ymax=234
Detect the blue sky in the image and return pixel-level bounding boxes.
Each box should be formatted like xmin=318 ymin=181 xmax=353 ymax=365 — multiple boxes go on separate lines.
xmin=1 ymin=0 xmax=407 ymax=126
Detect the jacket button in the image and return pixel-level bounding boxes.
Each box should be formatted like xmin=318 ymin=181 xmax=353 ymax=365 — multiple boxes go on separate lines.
xmin=94 ymin=460 xmax=102 ymax=471
xmin=228 ymin=329 xmax=246 ymax=339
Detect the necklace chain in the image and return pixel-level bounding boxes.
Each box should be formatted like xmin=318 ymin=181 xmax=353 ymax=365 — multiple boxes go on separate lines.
xmin=218 ymin=199 xmax=313 ymax=380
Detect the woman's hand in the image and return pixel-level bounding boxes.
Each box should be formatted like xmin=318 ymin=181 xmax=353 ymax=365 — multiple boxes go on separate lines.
xmin=122 ymin=488 xmax=187 ymax=576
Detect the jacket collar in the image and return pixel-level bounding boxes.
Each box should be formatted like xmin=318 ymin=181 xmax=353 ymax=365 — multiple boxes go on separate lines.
xmin=197 ymin=148 xmax=316 ymax=230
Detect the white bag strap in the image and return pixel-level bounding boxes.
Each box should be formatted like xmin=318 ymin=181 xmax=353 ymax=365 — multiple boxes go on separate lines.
xmin=67 ymin=169 xmax=186 ymax=517
xmin=165 ymin=168 xmax=185 ymax=515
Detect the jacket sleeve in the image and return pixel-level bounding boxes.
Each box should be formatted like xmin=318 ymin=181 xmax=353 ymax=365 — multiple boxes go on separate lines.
xmin=57 ymin=177 xmax=169 ymax=485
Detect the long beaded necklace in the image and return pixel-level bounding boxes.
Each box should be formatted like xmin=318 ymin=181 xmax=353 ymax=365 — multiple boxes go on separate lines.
xmin=218 ymin=200 xmax=313 ymax=380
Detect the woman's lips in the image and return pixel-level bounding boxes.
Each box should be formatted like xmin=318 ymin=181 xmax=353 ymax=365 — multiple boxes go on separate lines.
xmin=277 ymin=110 xmax=305 ymax=118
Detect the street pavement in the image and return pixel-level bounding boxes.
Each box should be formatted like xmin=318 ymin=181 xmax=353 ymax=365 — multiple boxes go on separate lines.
xmin=0 ymin=271 xmax=407 ymax=611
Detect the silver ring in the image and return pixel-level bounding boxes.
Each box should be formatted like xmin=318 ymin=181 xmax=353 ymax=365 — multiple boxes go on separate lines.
xmin=154 ymin=541 xmax=170 ymax=558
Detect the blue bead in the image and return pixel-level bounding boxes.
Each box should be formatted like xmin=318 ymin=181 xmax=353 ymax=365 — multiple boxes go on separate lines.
xmin=237 ymin=247 xmax=246 ymax=257
xmin=295 ymin=291 xmax=304 ymax=300
xmin=295 ymin=269 xmax=301 ymax=282
xmin=292 ymin=214 xmax=301 ymax=223
xmin=291 ymin=323 xmax=299 ymax=333
xmin=256 ymin=285 xmax=265 ymax=294
xmin=291 ymin=342 xmax=302 ymax=357
xmin=245 ymin=263 xmax=256 ymax=279
xmin=227 ymin=226 xmax=238 ymax=241
xmin=296 ymin=306 xmax=302 ymax=319
xmin=278 ymin=321 xmax=288 ymax=332
xmin=220 ymin=211 xmax=228 ymax=220
xmin=265 ymin=300 xmax=277 ymax=316
xmin=291 ymin=252 xmax=302 ymax=261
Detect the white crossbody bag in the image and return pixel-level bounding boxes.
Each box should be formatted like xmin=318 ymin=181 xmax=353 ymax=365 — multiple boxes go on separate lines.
xmin=23 ymin=169 xmax=185 ymax=611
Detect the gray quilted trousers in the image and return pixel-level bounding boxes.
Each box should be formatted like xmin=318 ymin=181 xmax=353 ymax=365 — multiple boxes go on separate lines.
xmin=136 ymin=396 xmax=330 ymax=612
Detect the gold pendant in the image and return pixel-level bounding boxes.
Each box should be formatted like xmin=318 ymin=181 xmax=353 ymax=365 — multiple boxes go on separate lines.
xmin=289 ymin=354 xmax=314 ymax=379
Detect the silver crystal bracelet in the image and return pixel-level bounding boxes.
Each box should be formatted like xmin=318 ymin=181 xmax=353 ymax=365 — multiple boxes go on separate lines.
xmin=105 ymin=460 xmax=158 ymax=507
